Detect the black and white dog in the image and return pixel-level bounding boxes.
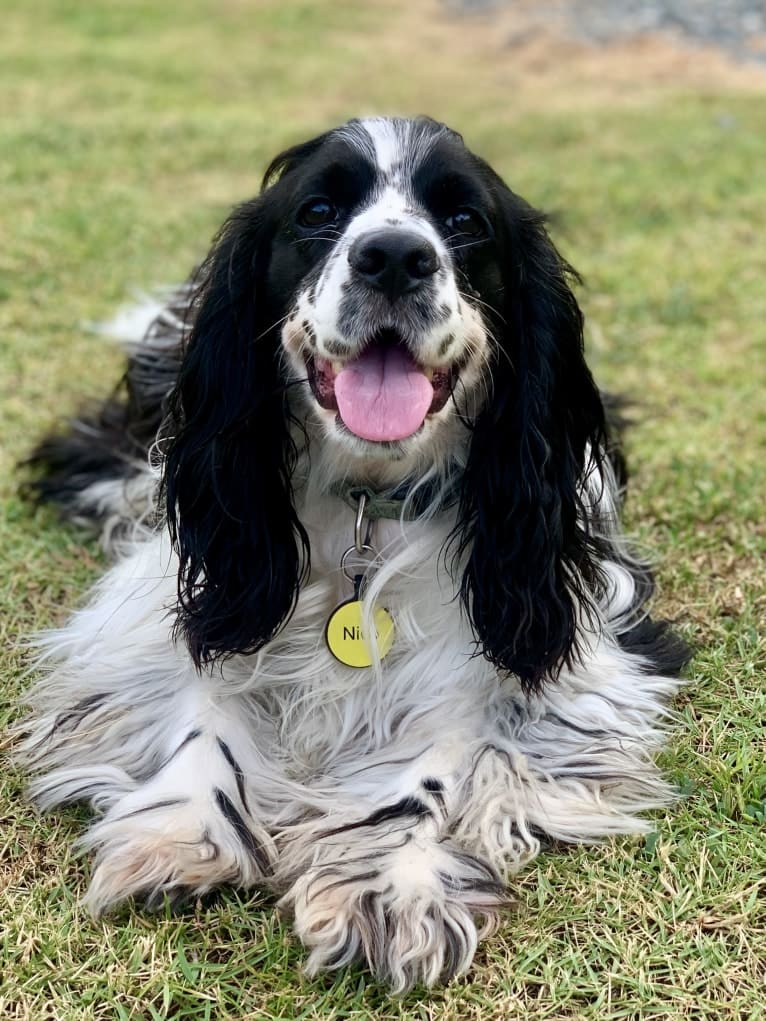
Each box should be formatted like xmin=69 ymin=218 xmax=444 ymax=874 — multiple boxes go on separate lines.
xmin=19 ymin=116 xmax=689 ymax=991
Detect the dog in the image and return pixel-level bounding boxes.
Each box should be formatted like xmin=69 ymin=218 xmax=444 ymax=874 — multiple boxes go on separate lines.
xmin=18 ymin=116 xmax=689 ymax=992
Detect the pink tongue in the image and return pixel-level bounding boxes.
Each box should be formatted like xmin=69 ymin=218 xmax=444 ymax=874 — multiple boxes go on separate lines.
xmin=334 ymin=346 xmax=434 ymax=442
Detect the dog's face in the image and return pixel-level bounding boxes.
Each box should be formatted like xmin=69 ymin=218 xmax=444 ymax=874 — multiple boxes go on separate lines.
xmin=271 ymin=118 xmax=501 ymax=463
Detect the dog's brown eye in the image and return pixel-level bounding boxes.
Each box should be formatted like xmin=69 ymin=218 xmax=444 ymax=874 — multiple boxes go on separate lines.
xmin=299 ymin=199 xmax=338 ymax=228
xmin=446 ymin=209 xmax=485 ymax=238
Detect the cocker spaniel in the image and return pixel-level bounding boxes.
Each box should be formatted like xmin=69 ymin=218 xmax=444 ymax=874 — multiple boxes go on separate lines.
xmin=18 ymin=116 xmax=689 ymax=991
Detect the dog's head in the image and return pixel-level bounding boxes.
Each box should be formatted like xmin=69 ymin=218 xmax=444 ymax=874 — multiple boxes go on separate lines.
xmin=164 ymin=116 xmax=607 ymax=690
xmin=277 ymin=118 xmax=491 ymax=466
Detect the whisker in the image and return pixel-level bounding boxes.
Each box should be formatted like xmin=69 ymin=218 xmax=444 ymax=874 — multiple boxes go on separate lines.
xmin=459 ymin=289 xmax=506 ymax=326
xmin=254 ymin=310 xmax=293 ymax=343
xmin=450 ymin=240 xmax=485 ymax=253
xmin=290 ymin=230 xmax=343 ymax=247
xmin=485 ymin=326 xmax=514 ymax=372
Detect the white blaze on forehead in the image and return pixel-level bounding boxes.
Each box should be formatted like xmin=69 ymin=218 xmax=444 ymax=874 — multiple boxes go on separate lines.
xmin=338 ymin=117 xmax=450 ymax=182
xmin=359 ymin=117 xmax=408 ymax=175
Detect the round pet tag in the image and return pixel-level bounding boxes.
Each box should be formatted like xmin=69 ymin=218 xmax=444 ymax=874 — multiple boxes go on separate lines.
xmin=325 ymin=600 xmax=395 ymax=668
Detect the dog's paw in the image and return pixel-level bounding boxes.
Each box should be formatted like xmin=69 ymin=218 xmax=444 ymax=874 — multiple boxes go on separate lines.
xmin=79 ymin=787 xmax=275 ymax=913
xmin=283 ymin=836 xmax=507 ymax=992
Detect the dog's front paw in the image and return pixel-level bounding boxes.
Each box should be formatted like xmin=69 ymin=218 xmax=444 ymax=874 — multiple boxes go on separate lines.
xmin=283 ymin=837 xmax=507 ymax=992
xmin=80 ymin=787 xmax=275 ymax=913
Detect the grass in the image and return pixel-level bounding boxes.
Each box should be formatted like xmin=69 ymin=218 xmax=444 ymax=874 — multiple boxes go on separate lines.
xmin=1 ymin=1 xmax=765 ymax=1018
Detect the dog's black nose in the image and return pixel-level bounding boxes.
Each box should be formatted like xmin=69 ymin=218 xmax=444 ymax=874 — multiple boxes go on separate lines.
xmin=348 ymin=230 xmax=440 ymax=300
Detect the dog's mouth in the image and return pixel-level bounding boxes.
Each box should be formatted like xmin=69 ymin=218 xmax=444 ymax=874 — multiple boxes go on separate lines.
xmin=306 ymin=330 xmax=457 ymax=443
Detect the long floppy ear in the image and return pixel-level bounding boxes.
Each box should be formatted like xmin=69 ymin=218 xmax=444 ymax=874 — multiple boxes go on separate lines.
xmin=456 ymin=186 xmax=607 ymax=693
xmin=161 ymin=186 xmax=310 ymax=669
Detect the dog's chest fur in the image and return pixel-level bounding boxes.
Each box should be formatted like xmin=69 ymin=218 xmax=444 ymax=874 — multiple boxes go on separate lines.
xmin=230 ymin=495 xmax=499 ymax=778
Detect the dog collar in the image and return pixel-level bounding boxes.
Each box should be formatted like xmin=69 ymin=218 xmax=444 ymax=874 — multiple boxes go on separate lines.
xmin=329 ymin=480 xmax=454 ymax=521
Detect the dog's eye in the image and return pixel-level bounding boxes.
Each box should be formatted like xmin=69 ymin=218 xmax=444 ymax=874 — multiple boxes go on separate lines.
xmin=445 ymin=209 xmax=485 ymax=238
xmin=298 ymin=199 xmax=338 ymax=229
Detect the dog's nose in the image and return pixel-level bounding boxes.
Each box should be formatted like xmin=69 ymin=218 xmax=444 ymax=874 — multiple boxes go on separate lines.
xmin=348 ymin=230 xmax=440 ymax=300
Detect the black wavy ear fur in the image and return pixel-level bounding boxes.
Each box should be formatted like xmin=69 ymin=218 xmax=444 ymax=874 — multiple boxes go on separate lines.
xmin=456 ymin=184 xmax=608 ymax=693
xmin=162 ymin=147 xmax=321 ymax=668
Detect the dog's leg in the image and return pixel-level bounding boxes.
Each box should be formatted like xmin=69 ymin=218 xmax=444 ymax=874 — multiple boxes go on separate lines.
xmin=282 ymin=807 xmax=507 ymax=993
xmin=79 ymin=701 xmax=275 ymax=913
xmin=453 ymin=637 xmax=683 ymax=872
xmin=275 ymin=729 xmax=510 ymax=993
xmin=17 ymin=534 xmax=275 ymax=911
xmin=278 ymin=638 xmax=680 ymax=991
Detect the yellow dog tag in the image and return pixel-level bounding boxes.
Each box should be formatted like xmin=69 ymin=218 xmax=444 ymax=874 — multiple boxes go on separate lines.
xmin=325 ymin=600 xmax=395 ymax=668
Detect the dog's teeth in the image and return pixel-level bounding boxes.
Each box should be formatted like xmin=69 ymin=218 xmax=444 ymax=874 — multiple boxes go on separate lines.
xmin=331 ymin=360 xmax=343 ymax=374
xmin=423 ymin=367 xmax=434 ymax=381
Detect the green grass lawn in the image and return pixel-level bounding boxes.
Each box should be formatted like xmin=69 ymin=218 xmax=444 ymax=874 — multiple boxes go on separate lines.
xmin=1 ymin=2 xmax=764 ymax=1018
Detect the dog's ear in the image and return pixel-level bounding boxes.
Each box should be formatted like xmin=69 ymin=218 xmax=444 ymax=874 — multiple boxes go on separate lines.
xmin=162 ymin=171 xmax=313 ymax=669
xmin=455 ymin=184 xmax=607 ymax=693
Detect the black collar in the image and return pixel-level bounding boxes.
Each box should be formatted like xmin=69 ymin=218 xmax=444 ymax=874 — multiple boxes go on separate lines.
xmin=329 ymin=478 xmax=457 ymax=521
